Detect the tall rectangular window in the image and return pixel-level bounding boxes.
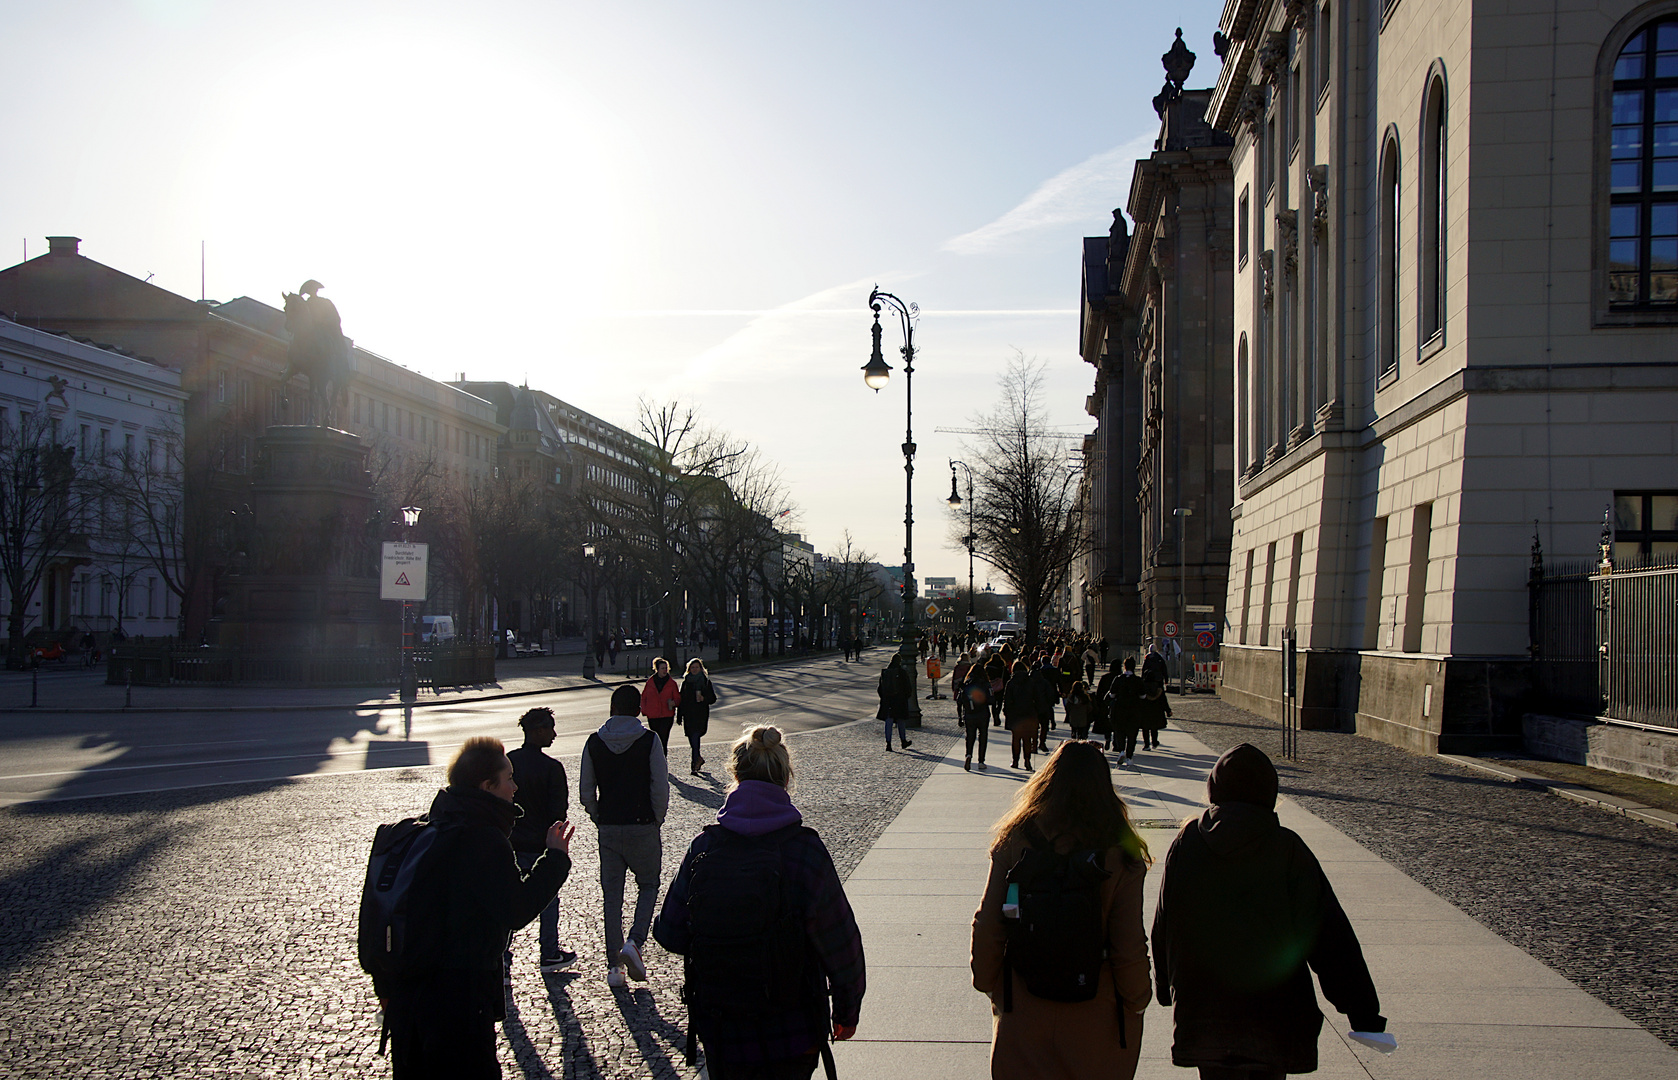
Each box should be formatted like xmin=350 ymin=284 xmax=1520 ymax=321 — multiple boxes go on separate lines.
xmin=1240 ymin=549 xmax=1256 ymax=644
xmin=1316 ymin=5 xmax=1332 ymax=99
xmin=1402 ymin=503 xmax=1433 ymax=652
xmin=1285 ymin=531 xmax=1305 ymax=633
xmin=1613 ymin=491 xmax=1678 ymax=559
xmin=1420 ymin=79 xmax=1447 ymax=344
xmin=1363 ymin=516 xmax=1390 ymax=650
xmin=1609 ymin=21 xmax=1678 ymax=307
xmin=1379 ymin=141 xmax=1401 ymax=380
xmin=1239 ymin=187 xmax=1251 ymax=264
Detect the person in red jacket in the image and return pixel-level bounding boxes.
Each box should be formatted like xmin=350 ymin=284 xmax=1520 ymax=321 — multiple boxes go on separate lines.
xmin=642 ymin=658 xmax=682 ymax=752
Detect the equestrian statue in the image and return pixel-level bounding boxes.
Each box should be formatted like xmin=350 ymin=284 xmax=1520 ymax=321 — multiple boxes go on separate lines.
xmin=280 ymin=279 xmax=350 ymax=427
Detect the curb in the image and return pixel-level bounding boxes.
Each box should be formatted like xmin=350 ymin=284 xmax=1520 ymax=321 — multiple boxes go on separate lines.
xmin=1439 ymin=753 xmax=1678 ymax=833
xmin=2 ymin=651 xmax=851 ymax=716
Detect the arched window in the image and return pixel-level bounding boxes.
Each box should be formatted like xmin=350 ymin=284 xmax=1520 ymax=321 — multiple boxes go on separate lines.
xmin=1237 ymin=335 xmax=1251 ymax=474
xmin=1608 ymin=18 xmax=1678 ymax=307
xmin=1378 ymin=135 xmax=1401 ymax=380
xmin=1419 ymin=73 xmax=1447 ymax=345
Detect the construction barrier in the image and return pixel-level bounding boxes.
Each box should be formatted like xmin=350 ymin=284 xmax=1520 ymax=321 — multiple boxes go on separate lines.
xmin=1193 ymin=660 xmax=1221 ymax=691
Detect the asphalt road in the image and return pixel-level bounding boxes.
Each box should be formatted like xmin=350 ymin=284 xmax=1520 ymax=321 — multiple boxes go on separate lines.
xmin=0 ymin=657 xmax=881 ymax=805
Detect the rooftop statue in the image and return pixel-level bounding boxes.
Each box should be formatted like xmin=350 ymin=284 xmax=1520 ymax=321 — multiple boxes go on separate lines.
xmin=281 ymin=279 xmax=350 ymax=427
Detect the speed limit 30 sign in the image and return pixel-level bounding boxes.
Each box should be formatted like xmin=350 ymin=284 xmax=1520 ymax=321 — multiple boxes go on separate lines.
xmin=1162 ymin=621 xmax=1179 ymax=638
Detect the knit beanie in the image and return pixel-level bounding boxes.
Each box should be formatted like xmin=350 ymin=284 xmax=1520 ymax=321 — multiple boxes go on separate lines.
xmin=1207 ymin=742 xmax=1279 ymax=810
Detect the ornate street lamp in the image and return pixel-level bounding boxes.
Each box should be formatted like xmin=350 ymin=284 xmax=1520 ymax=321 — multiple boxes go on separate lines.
xmin=948 ymin=460 xmax=976 ymax=630
xmin=865 ymin=286 xmax=921 ymax=726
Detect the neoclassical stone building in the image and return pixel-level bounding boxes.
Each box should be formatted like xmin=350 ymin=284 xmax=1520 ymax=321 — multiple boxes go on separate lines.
xmin=1078 ymin=36 xmax=1236 ymax=662
xmin=1209 ymin=0 xmax=1678 ymax=749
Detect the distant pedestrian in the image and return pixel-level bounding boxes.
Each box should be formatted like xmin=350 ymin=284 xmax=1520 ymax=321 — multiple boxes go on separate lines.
xmin=506 ymin=708 xmax=578 ymax=975
xmin=1003 ymin=662 xmax=1039 ymax=772
xmin=1137 ymin=676 xmax=1171 ymax=753
xmin=608 ymin=635 xmax=621 ymax=668
xmin=376 ymin=736 xmax=575 ymax=1079
xmin=1141 ymin=642 xmax=1167 ymax=685
xmin=1030 ymin=659 xmax=1059 ymax=754
xmin=677 ymin=658 xmax=717 ymax=775
xmin=594 ymin=632 xmax=607 ymax=668
xmin=1152 ymin=744 xmax=1388 ymax=1079
xmin=1082 ymin=643 xmax=1099 ymax=686
xmin=579 ymin=684 xmax=669 ymax=988
xmin=1111 ymin=659 xmax=1144 ymax=761
xmin=642 ymin=658 xmax=682 ymax=753
xmin=971 ymin=740 xmax=1152 ymax=1080
xmin=939 ymin=635 xmax=949 ymax=663
xmin=1063 ymin=681 xmax=1093 ymax=741
xmin=842 ymin=636 xmax=854 ymax=662
xmin=655 ymin=725 xmax=865 ymax=1080
xmin=877 ymin=653 xmax=913 ymax=752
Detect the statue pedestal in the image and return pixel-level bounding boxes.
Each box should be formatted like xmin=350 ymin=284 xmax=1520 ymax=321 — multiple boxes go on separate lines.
xmin=214 ymin=426 xmax=385 ymax=650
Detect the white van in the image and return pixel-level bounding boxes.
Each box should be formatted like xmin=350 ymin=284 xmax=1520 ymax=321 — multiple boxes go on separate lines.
xmin=420 ymin=615 xmax=456 ymax=643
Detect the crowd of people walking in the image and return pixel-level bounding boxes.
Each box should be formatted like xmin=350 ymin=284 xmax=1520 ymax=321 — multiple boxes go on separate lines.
xmin=361 ymin=637 xmax=1383 ymax=1080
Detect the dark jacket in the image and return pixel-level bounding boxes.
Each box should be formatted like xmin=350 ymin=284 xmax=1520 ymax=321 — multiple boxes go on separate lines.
xmin=1029 ymin=666 xmax=1058 ymax=724
xmin=1092 ymin=665 xmax=1123 ymax=734
xmin=381 ymin=786 xmax=572 ymax=1013
xmin=1151 ymin=802 xmax=1383 ymax=1072
xmin=678 ymin=672 xmax=716 ymax=737
xmin=1137 ymin=680 xmax=1172 ymax=731
xmin=655 ymin=781 xmax=865 ymax=1065
xmin=507 ymin=745 xmax=568 ymax=854
xmin=876 ymin=661 xmax=911 ymax=720
xmin=1109 ymin=672 xmax=1145 ymax=733
xmin=1002 ymin=670 xmax=1039 ymax=729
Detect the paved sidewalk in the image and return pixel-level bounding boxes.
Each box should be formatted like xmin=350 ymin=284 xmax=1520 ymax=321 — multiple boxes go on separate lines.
xmin=834 ymin=725 xmax=1678 ymax=1080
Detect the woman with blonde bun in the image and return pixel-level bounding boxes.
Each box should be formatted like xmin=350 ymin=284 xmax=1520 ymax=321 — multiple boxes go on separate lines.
xmin=655 ymin=725 xmax=865 ymax=1079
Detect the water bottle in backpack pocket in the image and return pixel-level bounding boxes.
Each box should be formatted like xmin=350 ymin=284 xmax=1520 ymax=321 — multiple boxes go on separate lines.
xmin=1001 ymin=832 xmax=1112 ymax=1008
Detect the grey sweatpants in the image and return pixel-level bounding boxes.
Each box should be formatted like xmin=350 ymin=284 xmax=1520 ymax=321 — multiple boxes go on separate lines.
xmin=597 ymin=822 xmax=662 ymax=967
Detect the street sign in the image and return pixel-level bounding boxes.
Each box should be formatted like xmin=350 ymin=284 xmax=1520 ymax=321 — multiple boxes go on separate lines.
xmin=925 ymin=603 xmax=939 ymax=618
xmin=1196 ymin=630 xmax=1217 ymax=650
xmin=1185 ymin=604 xmax=1215 ymax=613
xmin=380 ymin=542 xmax=428 ymax=601
xmin=1193 ymin=622 xmax=1216 ymax=631
xmin=1162 ymin=620 xmax=1179 ymax=638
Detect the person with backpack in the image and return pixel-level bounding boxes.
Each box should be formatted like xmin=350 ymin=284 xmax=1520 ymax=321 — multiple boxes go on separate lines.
xmin=1136 ymin=675 xmax=1173 ymax=754
xmin=365 ymin=736 xmax=575 ymax=1079
xmin=642 ymin=658 xmax=683 ymax=753
xmin=579 ymin=683 xmax=670 ymax=988
xmin=678 ymin=657 xmax=718 ymax=775
xmin=1152 ymin=744 xmax=1388 ymax=1080
xmin=654 ymin=725 xmax=866 ymax=1080
xmin=1111 ymin=658 xmax=1146 ymax=762
xmin=877 ymin=653 xmax=913 ymax=752
xmin=505 ymin=708 xmax=577 ymax=976
xmin=1002 ymin=661 xmax=1039 ymax=772
xmin=1063 ymin=680 xmax=1093 ymax=742
xmin=1030 ymin=657 xmax=1059 ymax=755
xmin=970 ymin=740 xmax=1152 ymax=1079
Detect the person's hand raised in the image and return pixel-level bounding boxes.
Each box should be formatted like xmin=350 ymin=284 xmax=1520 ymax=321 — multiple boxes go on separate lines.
xmin=546 ymin=820 xmax=576 ymax=853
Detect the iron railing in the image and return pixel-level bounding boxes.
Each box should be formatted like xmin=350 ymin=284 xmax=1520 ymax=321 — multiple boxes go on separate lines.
xmin=107 ymin=643 xmax=496 ymax=689
xmin=1529 ymin=553 xmax=1678 ymax=729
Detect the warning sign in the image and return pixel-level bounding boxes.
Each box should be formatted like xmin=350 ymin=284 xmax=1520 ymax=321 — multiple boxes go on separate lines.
xmin=381 ymin=542 xmax=428 ymax=601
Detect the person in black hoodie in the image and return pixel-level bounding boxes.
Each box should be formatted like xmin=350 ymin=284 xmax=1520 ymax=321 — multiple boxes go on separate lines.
xmin=1151 ymin=744 xmax=1385 ymax=1080
xmin=381 ymin=736 xmax=575 ymax=1080
xmin=506 ymin=708 xmax=576 ymax=974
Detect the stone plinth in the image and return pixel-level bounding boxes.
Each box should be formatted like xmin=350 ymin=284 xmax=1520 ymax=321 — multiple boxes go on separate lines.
xmin=213 ymin=426 xmax=386 ymax=650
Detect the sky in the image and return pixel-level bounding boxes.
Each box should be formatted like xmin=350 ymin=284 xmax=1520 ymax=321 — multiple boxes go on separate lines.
xmin=3 ymin=0 xmax=1225 ymax=591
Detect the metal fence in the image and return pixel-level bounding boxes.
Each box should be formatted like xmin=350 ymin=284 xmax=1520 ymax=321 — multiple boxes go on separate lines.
xmin=1529 ymin=554 xmax=1678 ymax=729
xmin=107 ymin=643 xmax=496 ymax=689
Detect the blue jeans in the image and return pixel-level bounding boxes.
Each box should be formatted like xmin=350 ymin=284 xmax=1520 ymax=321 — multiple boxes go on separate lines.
xmin=505 ymin=851 xmax=561 ymax=963
xmin=883 ymin=714 xmax=908 ymax=745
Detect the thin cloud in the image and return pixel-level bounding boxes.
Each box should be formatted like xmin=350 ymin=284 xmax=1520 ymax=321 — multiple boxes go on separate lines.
xmin=942 ymin=131 xmax=1157 ymax=255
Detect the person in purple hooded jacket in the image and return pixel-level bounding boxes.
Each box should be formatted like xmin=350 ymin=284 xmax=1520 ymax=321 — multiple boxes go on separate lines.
xmin=654 ymin=725 xmax=865 ymax=1080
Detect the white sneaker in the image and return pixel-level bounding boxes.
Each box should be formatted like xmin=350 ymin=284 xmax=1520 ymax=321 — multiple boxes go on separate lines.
xmin=619 ymin=939 xmax=647 ymax=982
xmin=1123 ymin=754 xmax=1133 ymax=765
xmin=606 ymin=966 xmax=627 ymax=988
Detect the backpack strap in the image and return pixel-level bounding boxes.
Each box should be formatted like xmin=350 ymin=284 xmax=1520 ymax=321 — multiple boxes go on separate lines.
xmin=821 ymin=1041 xmax=838 ymax=1080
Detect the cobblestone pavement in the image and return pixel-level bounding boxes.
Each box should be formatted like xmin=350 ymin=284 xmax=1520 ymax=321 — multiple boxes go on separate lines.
xmin=0 ymin=708 xmax=961 ymax=1078
xmin=1166 ymin=695 xmax=1678 ymax=1050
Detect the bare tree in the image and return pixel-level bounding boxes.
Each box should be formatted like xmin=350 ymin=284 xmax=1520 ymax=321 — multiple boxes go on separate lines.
xmin=0 ymin=412 xmax=85 ymax=667
xmin=955 ymin=354 xmax=1089 ymax=647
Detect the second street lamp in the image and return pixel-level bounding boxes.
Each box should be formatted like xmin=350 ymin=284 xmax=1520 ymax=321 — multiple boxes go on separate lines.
xmin=864 ymin=286 xmax=921 ymax=727
xmin=948 ymin=459 xmax=976 ymax=630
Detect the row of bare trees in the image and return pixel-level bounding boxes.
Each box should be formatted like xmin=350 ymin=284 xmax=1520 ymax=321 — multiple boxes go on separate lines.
xmin=946 ymin=355 xmax=1090 ymax=648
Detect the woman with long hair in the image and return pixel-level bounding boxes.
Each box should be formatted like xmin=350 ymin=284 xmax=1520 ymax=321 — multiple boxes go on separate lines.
xmin=655 ymin=726 xmax=865 ymax=1079
xmin=677 ymin=657 xmax=717 ymax=775
xmin=971 ymin=740 xmax=1152 ymax=1079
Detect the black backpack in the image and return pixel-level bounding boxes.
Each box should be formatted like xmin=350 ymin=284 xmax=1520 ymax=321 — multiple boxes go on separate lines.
xmin=357 ymin=816 xmax=450 ymax=985
xmin=1001 ymin=827 xmax=1126 ymax=1044
xmin=681 ymin=823 xmax=834 ymax=1073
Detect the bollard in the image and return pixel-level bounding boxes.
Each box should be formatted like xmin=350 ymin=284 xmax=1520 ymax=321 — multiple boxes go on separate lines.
xmin=125 ymin=670 xmax=132 ymax=709
xmin=31 ymin=665 xmax=38 ymax=708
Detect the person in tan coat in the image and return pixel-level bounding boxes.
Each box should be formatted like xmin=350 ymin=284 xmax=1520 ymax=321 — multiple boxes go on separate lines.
xmin=971 ymin=740 xmax=1153 ymax=1079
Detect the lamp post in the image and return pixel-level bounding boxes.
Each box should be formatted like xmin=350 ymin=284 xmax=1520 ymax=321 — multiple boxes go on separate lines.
xmin=864 ymin=286 xmax=921 ymax=727
xmin=947 ymin=460 xmax=976 ymax=640
xmin=399 ymin=505 xmax=422 ymax=734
